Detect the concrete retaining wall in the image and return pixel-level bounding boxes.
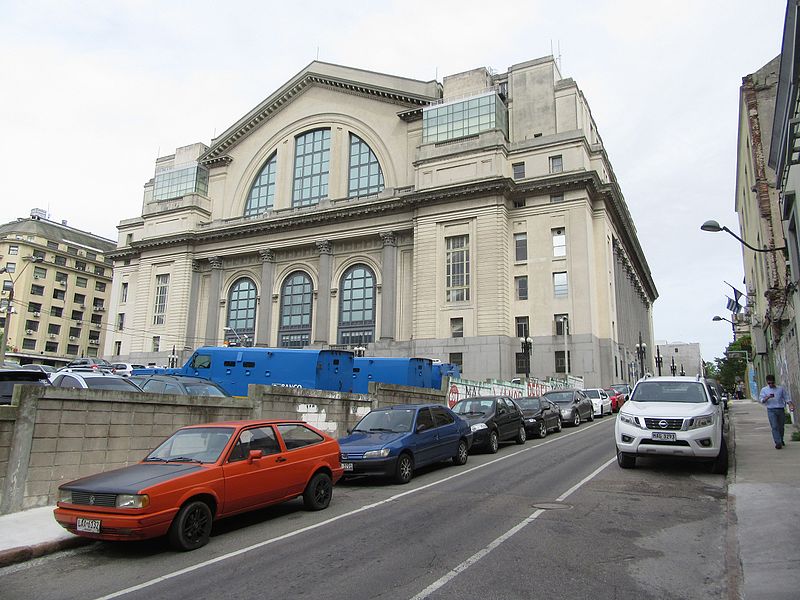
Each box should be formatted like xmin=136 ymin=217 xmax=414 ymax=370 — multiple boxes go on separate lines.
xmin=0 ymin=381 xmax=445 ymax=514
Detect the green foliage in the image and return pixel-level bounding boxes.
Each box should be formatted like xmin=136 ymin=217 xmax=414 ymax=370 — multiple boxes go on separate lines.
xmin=704 ymin=361 xmax=720 ymax=379
xmin=714 ymin=336 xmax=752 ymax=392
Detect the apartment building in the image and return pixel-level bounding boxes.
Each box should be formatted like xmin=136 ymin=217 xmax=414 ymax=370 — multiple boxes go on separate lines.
xmin=107 ymin=57 xmax=657 ymax=387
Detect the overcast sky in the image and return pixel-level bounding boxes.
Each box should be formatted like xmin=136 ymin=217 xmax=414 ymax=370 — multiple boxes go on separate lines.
xmin=0 ymin=0 xmax=787 ymax=362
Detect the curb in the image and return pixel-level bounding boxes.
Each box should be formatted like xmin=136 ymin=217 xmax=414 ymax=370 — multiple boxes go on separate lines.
xmin=0 ymin=536 xmax=92 ymax=568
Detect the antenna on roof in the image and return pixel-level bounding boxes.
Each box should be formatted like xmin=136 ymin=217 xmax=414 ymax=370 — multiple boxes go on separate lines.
xmin=316 ymin=46 xmax=319 ymax=60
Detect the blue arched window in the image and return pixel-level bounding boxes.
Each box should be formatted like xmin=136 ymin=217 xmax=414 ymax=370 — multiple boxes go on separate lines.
xmin=338 ymin=264 xmax=376 ymax=345
xmin=292 ymin=129 xmax=330 ymax=207
xmin=245 ymin=153 xmax=277 ymax=216
xmin=225 ymin=278 xmax=257 ymax=346
xmin=348 ymin=134 xmax=384 ymax=198
xmin=278 ymin=271 xmax=313 ymax=347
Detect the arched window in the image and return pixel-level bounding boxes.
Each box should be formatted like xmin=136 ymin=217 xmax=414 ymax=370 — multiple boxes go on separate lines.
xmin=348 ymin=134 xmax=384 ymax=198
xmin=245 ymin=153 xmax=277 ymax=216
xmin=292 ymin=129 xmax=330 ymax=207
xmin=278 ymin=271 xmax=313 ymax=347
xmin=338 ymin=265 xmax=376 ymax=345
xmin=225 ymin=278 xmax=257 ymax=346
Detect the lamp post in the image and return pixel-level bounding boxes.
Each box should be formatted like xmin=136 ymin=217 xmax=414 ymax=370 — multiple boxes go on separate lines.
xmin=520 ymin=336 xmax=533 ymax=379
xmin=0 ymin=256 xmax=44 ymax=364
xmin=655 ymin=345 xmax=663 ymax=376
xmin=559 ymin=316 xmax=569 ymax=382
xmin=670 ymin=356 xmax=677 ymax=376
xmin=701 ymin=220 xmax=787 ymax=253
xmin=223 ymin=326 xmax=246 ymax=347
xmin=353 ymin=346 xmax=366 ymax=358
xmin=635 ymin=332 xmax=647 ymax=379
xmin=712 ymin=315 xmax=736 ymax=340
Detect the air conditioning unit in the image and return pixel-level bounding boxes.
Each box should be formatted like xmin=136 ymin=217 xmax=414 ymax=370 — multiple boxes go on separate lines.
xmin=48 ymin=334 xmax=56 ymax=339
xmin=79 ymin=304 xmax=86 ymax=309
xmin=89 ymin=339 xmax=99 ymax=345
xmin=69 ymin=336 xmax=76 ymax=341
xmin=33 ymin=311 xmax=41 ymax=317
xmin=33 ymin=275 xmax=41 ymax=279
xmin=75 ymin=320 xmax=82 ymax=325
xmin=25 ymin=329 xmax=33 ymax=335
xmin=97 ymin=307 xmax=105 ymax=312
xmin=57 ymin=281 xmax=66 ymax=287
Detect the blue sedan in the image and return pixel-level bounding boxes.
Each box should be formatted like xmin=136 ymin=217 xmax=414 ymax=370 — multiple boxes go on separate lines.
xmin=338 ymin=404 xmax=473 ymax=484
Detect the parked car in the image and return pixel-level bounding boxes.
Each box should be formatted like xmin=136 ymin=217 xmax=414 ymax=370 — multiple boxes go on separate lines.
xmin=583 ymin=388 xmax=613 ymax=417
xmin=54 ymin=419 xmax=343 ymax=550
xmin=51 ymin=371 xmax=143 ymax=392
xmin=338 ymin=404 xmax=472 ymax=484
xmin=110 ymin=362 xmax=148 ymax=377
xmin=450 ymin=396 xmax=527 ymax=453
xmin=604 ymin=387 xmax=626 ymax=412
xmin=0 ymin=368 xmax=50 ymax=404
xmin=20 ymin=363 xmax=57 ymax=374
xmin=129 ymin=374 xmax=230 ymax=397
xmin=515 ymin=396 xmax=562 ymax=438
xmin=64 ymin=357 xmax=114 ymax=372
xmin=615 ymin=376 xmax=727 ymax=473
xmin=542 ymin=389 xmax=594 ymax=426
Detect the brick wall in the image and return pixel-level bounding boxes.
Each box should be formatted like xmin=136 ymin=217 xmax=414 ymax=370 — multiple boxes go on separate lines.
xmin=0 ymin=381 xmax=445 ymax=513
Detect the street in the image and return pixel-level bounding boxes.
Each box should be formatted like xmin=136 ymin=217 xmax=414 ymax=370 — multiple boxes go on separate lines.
xmin=1 ymin=416 xmax=729 ymax=600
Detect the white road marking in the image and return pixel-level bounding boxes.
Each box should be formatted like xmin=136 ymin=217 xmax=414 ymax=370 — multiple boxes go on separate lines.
xmin=93 ymin=419 xmax=613 ymax=600
xmin=408 ymin=456 xmax=617 ymax=600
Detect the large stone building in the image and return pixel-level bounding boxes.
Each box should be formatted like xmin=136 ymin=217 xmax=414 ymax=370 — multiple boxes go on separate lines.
xmin=107 ymin=57 xmax=657 ymax=386
xmin=0 ymin=211 xmax=116 ymax=366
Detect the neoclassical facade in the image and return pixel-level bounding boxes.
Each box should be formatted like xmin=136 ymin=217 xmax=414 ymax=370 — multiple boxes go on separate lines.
xmin=106 ymin=57 xmax=657 ymax=387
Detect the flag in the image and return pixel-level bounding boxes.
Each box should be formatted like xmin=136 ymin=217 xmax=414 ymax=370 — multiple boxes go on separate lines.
xmin=726 ymin=297 xmax=740 ymax=313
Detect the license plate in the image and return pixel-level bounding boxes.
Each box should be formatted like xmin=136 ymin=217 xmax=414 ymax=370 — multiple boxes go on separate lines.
xmin=342 ymin=462 xmax=353 ymax=471
xmin=652 ymin=432 xmax=676 ymax=442
xmin=76 ymin=518 xmax=101 ymax=533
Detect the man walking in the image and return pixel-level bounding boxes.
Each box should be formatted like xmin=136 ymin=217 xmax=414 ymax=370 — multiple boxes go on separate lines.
xmin=758 ymin=374 xmax=794 ymax=449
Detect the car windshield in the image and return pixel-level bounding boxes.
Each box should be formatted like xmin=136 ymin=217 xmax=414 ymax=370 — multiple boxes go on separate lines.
xmin=583 ymin=390 xmax=601 ymax=399
xmin=353 ymin=409 xmax=415 ymax=433
xmin=543 ymin=391 xmax=574 ymax=403
xmin=84 ymin=378 xmax=143 ymax=391
xmin=631 ymin=381 xmax=708 ymax=403
xmin=452 ymin=398 xmax=495 ymax=415
xmin=515 ymin=397 xmax=541 ymax=410
xmin=146 ymin=427 xmax=235 ymax=463
xmin=184 ymin=381 xmax=228 ymax=397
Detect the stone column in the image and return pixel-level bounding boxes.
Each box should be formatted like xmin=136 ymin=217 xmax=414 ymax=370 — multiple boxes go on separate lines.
xmin=257 ymin=248 xmax=276 ymax=346
xmin=314 ymin=240 xmax=332 ymax=344
xmin=205 ymin=256 xmax=223 ymax=345
xmin=185 ymin=260 xmax=202 ymax=349
xmin=380 ymin=231 xmax=397 ymax=340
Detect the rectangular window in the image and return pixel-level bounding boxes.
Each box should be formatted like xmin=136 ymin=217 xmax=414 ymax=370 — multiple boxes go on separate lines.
xmin=32 ymin=250 xmax=45 ymax=261
xmin=22 ymin=338 xmax=36 ymax=350
xmin=549 ymin=155 xmax=563 ymax=174
xmin=555 ymin=350 xmax=571 ymax=373
xmin=25 ymin=320 xmax=39 ymax=332
xmin=553 ymin=272 xmax=568 ymax=298
xmin=513 ymin=197 xmax=526 ymax=208
xmin=512 ymin=162 xmax=525 ymax=179
xmin=52 ymin=289 xmax=65 ymax=301
xmin=50 ymin=306 xmax=63 ymax=317
xmin=48 ymin=323 xmax=60 ymax=335
xmin=5 ymin=262 xmax=15 ymax=273
xmin=449 ymin=352 xmax=463 ymax=371
xmin=75 ymin=260 xmax=86 ymax=272
xmin=514 ymin=233 xmax=527 ymax=262
xmin=552 ymin=228 xmax=566 ymax=258
xmin=515 ymin=352 xmax=530 ymax=375
xmin=114 ymin=341 xmax=122 ymax=355
xmin=450 ymin=317 xmax=464 ymax=338
xmin=555 ymin=314 xmax=569 ymax=336
xmin=73 ymin=293 xmax=86 ymax=305
xmin=550 ymin=193 xmax=564 ymax=203
xmin=47 ymin=241 xmax=58 ymax=250
xmin=515 ymin=276 xmax=528 ymax=300
xmin=45 ymin=341 xmax=58 ymax=353
xmin=94 ymin=266 xmax=105 ymax=276
xmin=76 ymin=276 xmax=87 ymax=288
xmin=69 ymin=327 xmax=81 ymax=337
xmin=67 ymin=246 xmax=78 ymax=256
xmin=153 ymin=274 xmax=169 ymax=325
xmin=86 ymin=252 xmax=96 ymax=261
xmin=30 ymin=284 xmax=44 ymax=296
xmin=28 ymin=302 xmax=42 ymax=313
xmin=152 ymin=336 xmax=161 ymax=353
xmin=121 ymin=282 xmax=128 ymax=303
xmin=515 ymin=316 xmax=529 ymax=339
xmin=9 ymin=245 xmax=19 ymax=255
xmin=71 ymin=310 xmax=83 ymax=321
xmin=33 ymin=266 xmax=47 ymax=279
xmin=55 ymin=272 xmax=68 ymax=285
xmin=117 ymin=313 xmax=125 ymax=331
xmin=445 ymin=235 xmax=470 ymax=302
xmin=95 ymin=281 xmax=106 ymax=292
xmin=54 ymin=255 xmax=67 ymax=266
xmin=422 ymin=92 xmax=508 ymax=144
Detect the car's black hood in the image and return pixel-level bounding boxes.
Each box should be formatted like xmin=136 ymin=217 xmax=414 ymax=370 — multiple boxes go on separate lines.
xmin=60 ymin=463 xmax=203 ymax=494
xmin=456 ymin=413 xmax=492 ymax=426
xmin=520 ymin=408 xmax=543 ymax=418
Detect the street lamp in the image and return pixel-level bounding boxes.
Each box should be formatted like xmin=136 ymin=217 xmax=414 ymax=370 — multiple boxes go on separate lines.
xmin=353 ymin=346 xmax=366 ymax=357
xmin=519 ymin=336 xmax=533 ymax=379
xmin=223 ymin=326 xmax=249 ymax=347
xmin=712 ymin=314 xmax=736 ymax=340
xmin=701 ymin=220 xmax=786 ymax=253
xmin=655 ymin=345 xmax=663 ymax=377
xmin=635 ymin=332 xmax=647 ymax=379
xmin=0 ymin=256 xmax=44 ymax=364
xmin=670 ymin=356 xmax=677 ymax=376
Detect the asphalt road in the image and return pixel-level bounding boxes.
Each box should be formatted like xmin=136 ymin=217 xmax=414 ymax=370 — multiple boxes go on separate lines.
xmin=0 ymin=415 xmax=729 ymax=600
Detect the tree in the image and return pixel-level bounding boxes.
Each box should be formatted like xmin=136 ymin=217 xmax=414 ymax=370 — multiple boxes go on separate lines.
xmin=704 ymin=361 xmax=720 ymax=380
xmin=714 ymin=335 xmax=751 ymax=392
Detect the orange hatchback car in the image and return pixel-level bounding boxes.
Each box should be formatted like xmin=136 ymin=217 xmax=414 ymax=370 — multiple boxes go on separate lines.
xmin=54 ymin=420 xmax=343 ymax=551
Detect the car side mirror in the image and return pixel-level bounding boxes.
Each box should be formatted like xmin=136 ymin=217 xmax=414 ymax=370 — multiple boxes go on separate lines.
xmin=710 ymin=396 xmax=719 ymax=406
xmin=247 ymin=449 xmax=263 ymax=464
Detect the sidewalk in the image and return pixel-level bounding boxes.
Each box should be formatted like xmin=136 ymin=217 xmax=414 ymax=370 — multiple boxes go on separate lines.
xmin=0 ymin=397 xmax=798 ymax=598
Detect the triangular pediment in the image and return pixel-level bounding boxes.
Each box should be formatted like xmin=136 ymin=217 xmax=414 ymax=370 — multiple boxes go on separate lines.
xmin=200 ymin=61 xmax=440 ymax=167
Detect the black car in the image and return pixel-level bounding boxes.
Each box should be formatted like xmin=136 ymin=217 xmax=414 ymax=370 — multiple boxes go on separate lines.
xmin=451 ymin=396 xmax=526 ymax=453
xmin=542 ymin=389 xmax=594 ymax=426
xmin=0 ymin=367 xmax=50 ymax=404
xmin=128 ymin=374 xmax=231 ymax=397
xmin=515 ymin=396 xmax=562 ymax=438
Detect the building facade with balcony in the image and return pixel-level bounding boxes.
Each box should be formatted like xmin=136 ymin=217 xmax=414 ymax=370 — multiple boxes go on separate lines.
xmin=107 ymin=57 xmax=657 ymax=386
xmin=0 ymin=212 xmax=116 ymax=366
